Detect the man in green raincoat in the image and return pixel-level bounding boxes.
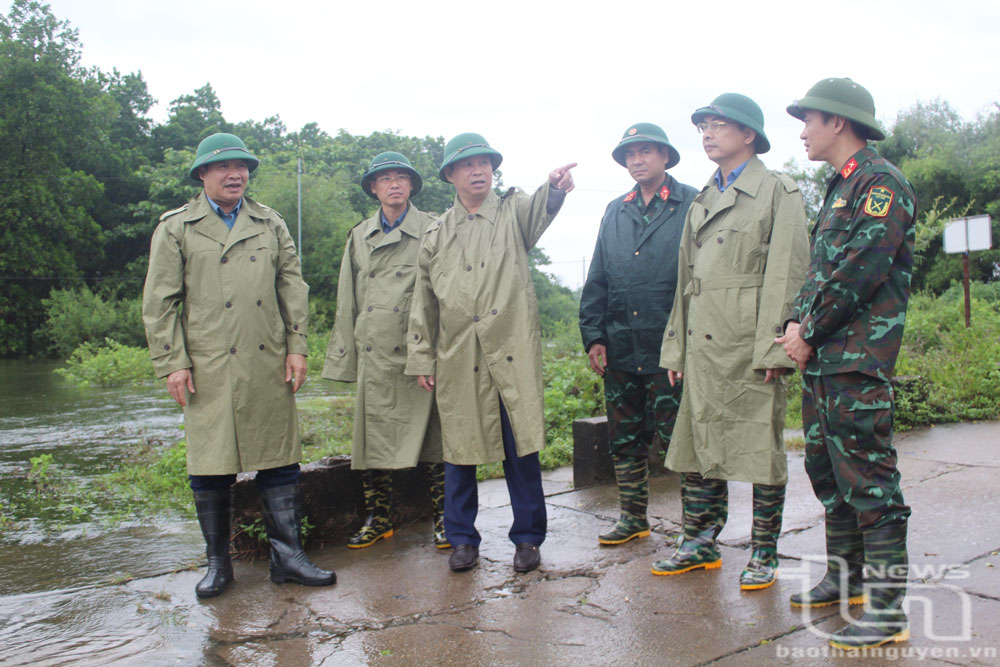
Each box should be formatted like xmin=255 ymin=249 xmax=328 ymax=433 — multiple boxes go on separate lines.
xmin=655 ymin=95 xmax=810 ymax=591
xmin=143 ymin=133 xmax=335 ymax=598
xmin=579 ymin=123 xmax=697 ymax=547
xmin=406 ymin=132 xmax=575 ymax=573
xmin=322 ymin=151 xmax=446 ymax=550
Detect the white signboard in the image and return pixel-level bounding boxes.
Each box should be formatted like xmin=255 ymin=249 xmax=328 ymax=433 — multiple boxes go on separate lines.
xmin=943 ymin=215 xmax=993 ymax=254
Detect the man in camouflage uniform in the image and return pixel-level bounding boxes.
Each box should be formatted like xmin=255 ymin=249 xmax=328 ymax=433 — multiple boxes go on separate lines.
xmin=579 ymin=123 xmax=696 ymax=546
xmin=322 ymin=152 xmax=447 ymax=551
xmin=779 ymin=78 xmax=916 ymax=650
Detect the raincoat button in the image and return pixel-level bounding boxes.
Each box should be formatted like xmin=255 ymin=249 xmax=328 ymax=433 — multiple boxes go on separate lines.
xmin=367 ymin=306 xmax=374 ymax=312
xmin=717 ymin=237 xmax=723 ymax=244
xmin=369 ymin=270 xmax=376 ymax=278
xmin=230 ymin=347 xmax=236 ymax=354
xmin=394 ymin=346 xmax=400 ymax=353
xmin=293 ymin=324 xmax=299 ymax=331
xmin=473 ymin=365 xmax=479 ymax=372
xmin=473 ymin=315 xmax=480 ymax=322
xmin=393 ymin=306 xmax=399 ymax=312
xmin=695 ymin=241 xmax=702 ymax=248
xmin=396 ymin=271 xmax=402 ymax=277
xmin=257 ymin=300 xmax=262 ymax=306
xmin=466 ymin=265 xmax=472 ymax=271
xmin=250 ymin=255 xmax=256 ymax=262
xmin=491 ymin=309 xmax=497 ymax=315
xmin=634 ymin=250 xmax=639 ymax=256
xmin=667 ymin=330 xmax=674 ymax=337
xmin=220 ymin=257 xmax=228 ymax=264
xmin=164 ymin=344 xmax=170 ymax=351
xmin=259 ymin=344 xmax=265 ymax=350
xmin=705 ymin=334 xmax=712 ymax=340
xmin=225 ymin=301 xmax=232 ymax=308
xmin=507 ymin=355 xmax=513 ymax=362
xmin=365 ymin=345 xmax=372 ymax=352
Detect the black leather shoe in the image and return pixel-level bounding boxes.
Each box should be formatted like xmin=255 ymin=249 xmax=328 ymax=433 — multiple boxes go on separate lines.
xmin=513 ymin=543 xmax=541 ymax=572
xmin=449 ymin=544 xmax=479 ymax=571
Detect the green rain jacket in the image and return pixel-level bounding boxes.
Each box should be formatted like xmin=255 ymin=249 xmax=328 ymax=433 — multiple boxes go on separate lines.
xmin=659 ymin=158 xmax=810 ymax=485
xmin=322 ymin=205 xmax=443 ymax=469
xmin=579 ymin=173 xmax=698 ymax=374
xmin=142 ymin=194 xmax=308 ymax=475
xmin=406 ymin=184 xmax=558 ymax=465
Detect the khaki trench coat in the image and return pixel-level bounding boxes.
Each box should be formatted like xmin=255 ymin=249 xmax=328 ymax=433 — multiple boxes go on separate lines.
xmin=321 ymin=205 xmax=443 ymax=469
xmin=659 ymin=158 xmax=809 ymax=485
xmin=142 ymin=194 xmax=308 ymax=475
xmin=406 ymin=185 xmax=556 ymax=465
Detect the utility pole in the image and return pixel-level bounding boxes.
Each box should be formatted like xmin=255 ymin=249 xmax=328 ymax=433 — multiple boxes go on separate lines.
xmin=297 ymin=156 xmax=303 ymax=270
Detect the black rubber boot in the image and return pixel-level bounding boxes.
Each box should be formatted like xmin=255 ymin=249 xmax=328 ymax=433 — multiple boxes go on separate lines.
xmin=193 ymin=488 xmax=234 ymax=598
xmin=790 ymin=506 xmax=866 ymax=608
xmin=259 ymin=484 xmax=336 ymax=586
xmin=829 ymin=522 xmax=909 ymax=649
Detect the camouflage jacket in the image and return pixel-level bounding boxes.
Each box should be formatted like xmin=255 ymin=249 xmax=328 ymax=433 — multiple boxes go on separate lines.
xmin=792 ymin=146 xmax=917 ymax=381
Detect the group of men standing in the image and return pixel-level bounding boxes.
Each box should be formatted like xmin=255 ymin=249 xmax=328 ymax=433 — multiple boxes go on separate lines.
xmin=141 ymin=77 xmax=916 ymax=652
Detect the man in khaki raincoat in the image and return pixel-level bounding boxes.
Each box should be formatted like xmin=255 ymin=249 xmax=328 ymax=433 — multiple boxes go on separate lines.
xmin=322 ymin=151 xmax=446 ymax=550
xmin=653 ymin=95 xmax=810 ymax=591
xmin=406 ymin=132 xmax=576 ymax=573
xmin=143 ymin=133 xmax=335 ymax=599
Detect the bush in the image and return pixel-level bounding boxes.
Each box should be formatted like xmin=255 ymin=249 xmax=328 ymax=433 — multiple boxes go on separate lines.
xmin=55 ymin=338 xmax=155 ymax=387
xmin=39 ymin=287 xmax=145 ymax=358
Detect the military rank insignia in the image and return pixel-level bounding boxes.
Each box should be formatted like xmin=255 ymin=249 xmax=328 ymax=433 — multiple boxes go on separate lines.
xmin=659 ymin=186 xmax=670 ymax=201
xmin=840 ymin=158 xmax=858 ymax=179
xmin=831 ymin=198 xmax=848 ymax=209
xmin=624 ymin=191 xmax=637 ymax=202
xmin=863 ymin=186 xmax=894 ymax=217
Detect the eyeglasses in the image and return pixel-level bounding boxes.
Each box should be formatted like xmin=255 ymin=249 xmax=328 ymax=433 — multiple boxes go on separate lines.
xmin=695 ymin=120 xmax=729 ymax=134
xmin=375 ymin=174 xmax=411 ymax=185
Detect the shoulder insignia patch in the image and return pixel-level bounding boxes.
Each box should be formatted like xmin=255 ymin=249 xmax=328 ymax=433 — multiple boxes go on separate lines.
xmin=159 ymin=204 xmax=189 ymax=221
xmin=832 ymin=197 xmax=848 ymax=209
xmin=840 ymin=158 xmax=858 ymax=179
xmin=863 ymin=186 xmax=894 ymax=217
xmin=623 ymin=191 xmax=637 ymax=203
xmin=659 ymin=186 xmax=670 ymax=201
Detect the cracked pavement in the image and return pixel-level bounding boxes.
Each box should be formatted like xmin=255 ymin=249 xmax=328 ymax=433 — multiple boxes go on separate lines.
xmin=2 ymin=421 xmax=999 ymax=665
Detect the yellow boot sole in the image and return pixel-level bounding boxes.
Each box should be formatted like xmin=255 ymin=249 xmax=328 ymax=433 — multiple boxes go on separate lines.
xmin=598 ymin=529 xmax=651 ymax=546
xmin=651 ymin=558 xmax=722 ymax=576
xmin=790 ymin=593 xmax=867 ymax=608
xmin=346 ymin=528 xmax=394 ymax=549
xmin=829 ymin=627 xmax=909 ymax=650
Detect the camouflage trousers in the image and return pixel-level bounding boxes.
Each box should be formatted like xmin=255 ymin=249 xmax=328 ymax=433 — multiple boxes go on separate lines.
xmin=802 ymin=372 xmax=911 ymax=530
xmin=604 ymin=369 xmax=682 ymax=459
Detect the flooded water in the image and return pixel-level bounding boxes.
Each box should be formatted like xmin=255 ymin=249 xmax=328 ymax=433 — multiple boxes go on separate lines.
xmin=0 ymin=358 xmax=343 ymax=664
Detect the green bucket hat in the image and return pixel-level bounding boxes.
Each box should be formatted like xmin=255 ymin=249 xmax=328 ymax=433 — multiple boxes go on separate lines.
xmin=188 ymin=133 xmax=259 ymax=181
xmin=438 ymin=132 xmax=503 ymax=182
xmin=691 ymin=93 xmax=770 ymax=154
xmin=611 ymin=122 xmax=680 ymax=169
xmin=360 ymin=151 xmax=423 ymax=198
xmin=786 ymin=77 xmax=885 ymax=141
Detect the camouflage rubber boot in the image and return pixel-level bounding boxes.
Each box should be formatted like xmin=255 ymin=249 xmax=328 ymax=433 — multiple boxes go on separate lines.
xmin=739 ymin=484 xmax=786 ymax=591
xmin=598 ymin=455 xmax=651 ymax=545
xmin=347 ymin=470 xmax=394 ymax=548
xmin=790 ymin=506 xmax=866 ymax=607
xmin=829 ymin=522 xmax=909 ymax=649
xmin=426 ymin=462 xmax=450 ymax=549
xmin=651 ymin=472 xmax=727 ymax=575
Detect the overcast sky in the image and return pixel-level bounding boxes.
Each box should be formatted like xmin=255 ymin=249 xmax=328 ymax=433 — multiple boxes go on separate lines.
xmin=44 ymin=0 xmax=1000 ymax=288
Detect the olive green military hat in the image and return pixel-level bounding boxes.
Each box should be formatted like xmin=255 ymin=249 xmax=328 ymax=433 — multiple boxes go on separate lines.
xmin=611 ymin=122 xmax=680 ymax=169
xmin=786 ymin=77 xmax=885 ymax=141
xmin=691 ymin=93 xmax=770 ymax=153
xmin=188 ymin=133 xmax=259 ymax=181
xmin=438 ymin=132 xmax=503 ymax=182
xmin=360 ymin=151 xmax=423 ymax=198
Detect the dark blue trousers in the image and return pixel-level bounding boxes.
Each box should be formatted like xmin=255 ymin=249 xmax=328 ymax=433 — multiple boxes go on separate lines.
xmin=444 ymin=398 xmax=547 ymax=547
xmin=188 ymin=463 xmax=300 ymax=492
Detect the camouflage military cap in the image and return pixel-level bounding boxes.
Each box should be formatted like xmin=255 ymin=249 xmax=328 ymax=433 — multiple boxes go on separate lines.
xmin=691 ymin=93 xmax=770 ymax=154
xmin=189 ymin=133 xmax=259 ymax=181
xmin=439 ymin=132 xmax=503 ymax=182
xmin=787 ymin=78 xmax=886 ymax=141
xmin=612 ymin=122 xmax=681 ymax=169
xmin=360 ymin=151 xmax=423 ymax=198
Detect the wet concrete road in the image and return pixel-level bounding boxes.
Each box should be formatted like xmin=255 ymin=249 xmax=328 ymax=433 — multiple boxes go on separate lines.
xmin=2 ymin=422 xmax=999 ymax=665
